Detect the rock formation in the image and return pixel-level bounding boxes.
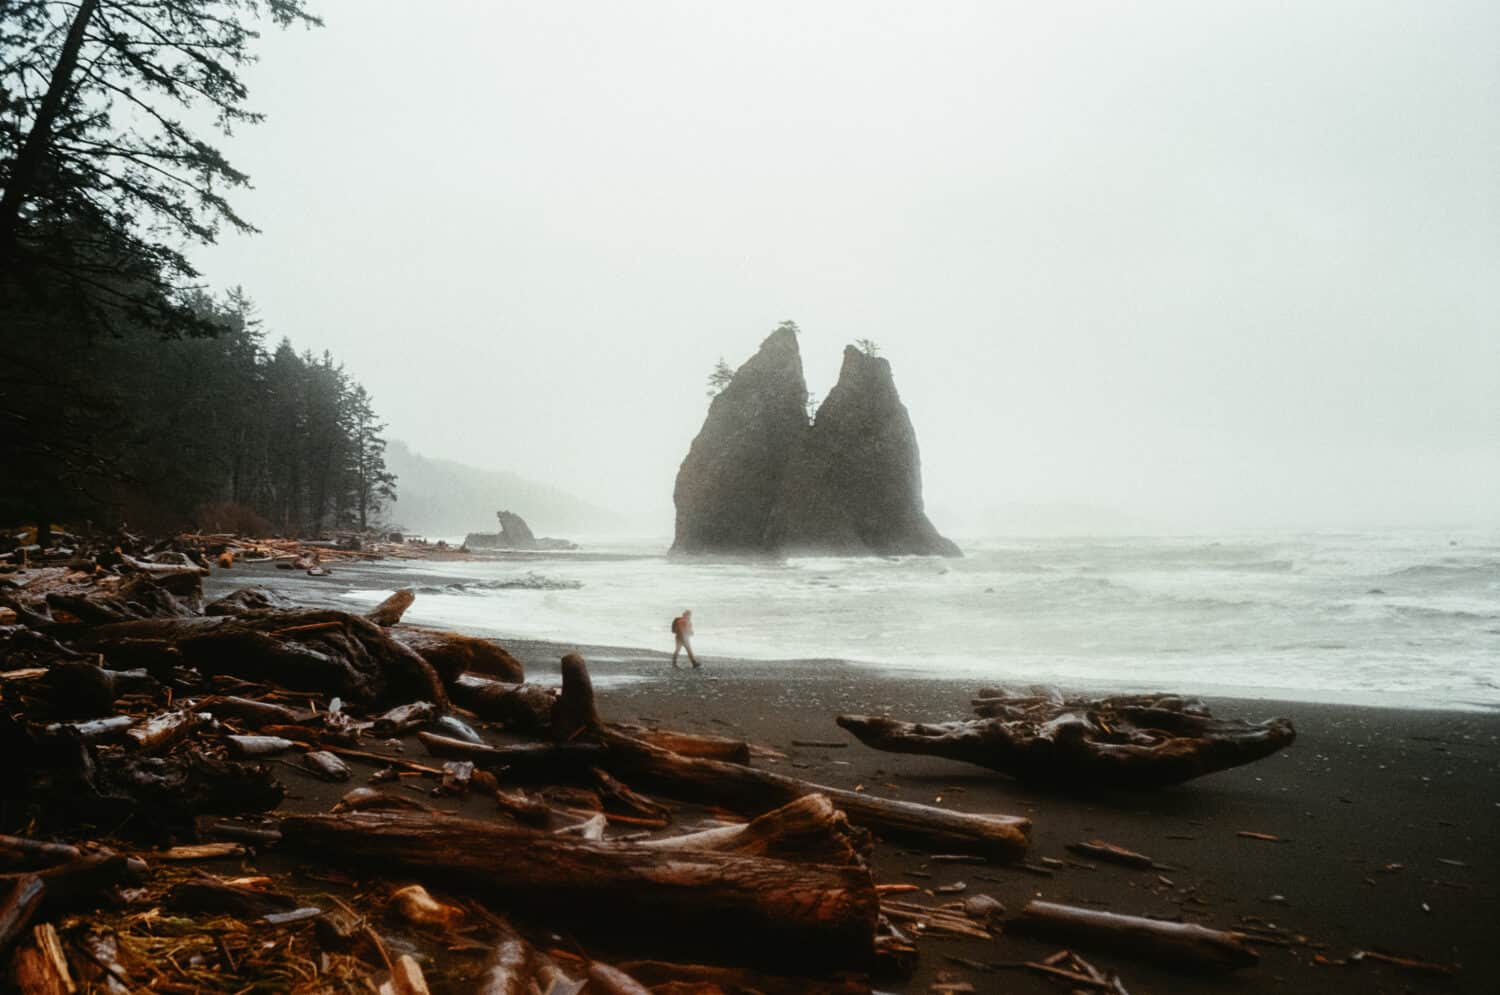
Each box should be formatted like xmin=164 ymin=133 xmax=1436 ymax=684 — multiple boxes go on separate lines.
xmin=671 ymin=325 xmax=808 ymax=555
xmin=464 ymin=511 xmax=577 ymax=551
xmin=672 ymin=329 xmax=959 ymax=557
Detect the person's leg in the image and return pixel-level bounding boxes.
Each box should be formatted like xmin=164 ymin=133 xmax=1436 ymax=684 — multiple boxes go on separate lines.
xmin=685 ymin=636 xmax=700 ymax=668
xmin=672 ymin=636 xmax=682 ymax=668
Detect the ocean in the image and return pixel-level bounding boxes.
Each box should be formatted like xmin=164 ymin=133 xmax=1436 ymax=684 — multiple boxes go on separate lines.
xmin=332 ymin=531 xmax=1500 ymax=711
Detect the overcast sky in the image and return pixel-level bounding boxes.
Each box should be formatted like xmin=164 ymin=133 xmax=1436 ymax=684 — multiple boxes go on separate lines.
xmin=194 ymin=1 xmax=1498 ymax=534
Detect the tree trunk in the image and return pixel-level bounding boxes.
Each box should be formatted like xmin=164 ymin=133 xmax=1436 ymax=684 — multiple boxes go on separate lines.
xmin=279 ymin=810 xmax=878 ymax=970
xmin=0 ymin=0 xmax=100 ymax=259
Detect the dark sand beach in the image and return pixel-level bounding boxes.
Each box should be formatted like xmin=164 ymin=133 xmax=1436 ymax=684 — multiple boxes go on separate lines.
xmin=208 ymin=562 xmax=1500 ymax=994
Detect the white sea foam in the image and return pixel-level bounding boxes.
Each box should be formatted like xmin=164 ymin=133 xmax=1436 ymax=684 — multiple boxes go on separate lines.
xmin=336 ymin=530 xmax=1500 ymax=710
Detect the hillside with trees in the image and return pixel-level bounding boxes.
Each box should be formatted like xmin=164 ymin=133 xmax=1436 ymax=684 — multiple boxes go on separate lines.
xmin=382 ymin=441 xmax=622 ymax=540
xmin=1 ymin=1 xmax=396 ymax=536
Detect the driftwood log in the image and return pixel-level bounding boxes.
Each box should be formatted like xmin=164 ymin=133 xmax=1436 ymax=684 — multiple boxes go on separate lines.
xmin=516 ymin=656 xmax=1031 ymax=859
xmin=366 ymin=589 xmax=415 ymax=626
xmin=392 ymin=627 xmax=524 ymax=684
xmin=640 ymin=794 xmax=869 ymax=867
xmin=597 ymin=730 xmax=1029 ymax=860
xmin=449 ymin=675 xmax=556 ymax=730
xmin=837 ymin=687 xmax=1295 ymax=788
xmin=1011 ymin=899 xmax=1259 ymax=970
xmin=71 ymin=609 xmax=448 ymax=708
xmin=612 ymin=723 xmax=751 ymax=764
xmin=279 ymin=810 xmax=878 ymax=970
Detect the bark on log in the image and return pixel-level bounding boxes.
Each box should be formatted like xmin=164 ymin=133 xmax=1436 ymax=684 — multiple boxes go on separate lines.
xmin=41 ymin=661 xmax=153 ymax=717
xmin=40 ymin=715 xmax=133 ymax=742
xmin=380 ymin=954 xmax=431 ymax=995
xmin=640 ymin=794 xmax=869 ymax=867
xmin=225 ymin=735 xmax=296 ymax=758
xmin=598 ymin=731 xmax=1030 ymax=861
xmin=0 ymin=855 xmax=133 ymax=908
xmin=611 ymin=723 xmax=751 ymax=764
xmin=73 ymin=930 xmax=130 ymax=994
xmin=415 ymin=732 xmax=607 ymax=774
xmin=279 ymin=810 xmax=878 ymax=970
xmin=0 ymin=838 xmax=80 ymax=871
xmin=449 ymin=675 xmax=556 ymax=730
xmin=205 ymin=587 xmax=296 ymax=616
xmin=0 ymin=875 xmax=44 ymax=958
xmin=836 ymin=691 xmax=1295 ymax=789
xmin=371 ymin=701 xmax=439 ymax=737
xmin=1012 ymin=900 xmax=1259 ymax=970
xmin=551 ymin=653 xmax=602 ymax=743
xmin=12 ymin=923 xmax=72 ymax=995
xmin=474 ymin=919 xmax=550 ymax=995
xmin=586 ymin=962 xmax=653 ymax=995
xmin=197 ymin=695 xmax=307 ymax=728
xmin=393 ymin=627 xmax=524 ymax=683
xmin=124 ymin=709 xmax=207 ymax=753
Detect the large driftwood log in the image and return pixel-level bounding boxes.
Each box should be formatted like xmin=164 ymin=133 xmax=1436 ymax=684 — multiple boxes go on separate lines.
xmin=640 ymin=794 xmax=869 ymax=867
xmin=612 ymin=723 xmax=751 ymax=764
xmin=450 ymin=675 xmax=557 ymax=730
xmin=598 ymin=731 xmax=1029 ymax=860
xmin=540 ymin=656 xmax=1028 ymax=859
xmin=1012 ymin=899 xmax=1259 ymax=970
xmin=280 ymin=810 xmax=878 ymax=970
xmin=366 ymin=589 xmax=415 ymax=626
xmin=71 ymin=609 xmax=447 ymax=708
xmin=837 ymin=688 xmax=1295 ymax=789
xmin=392 ymin=627 xmax=524 ymax=683
xmin=552 ymin=652 xmax=602 ymax=742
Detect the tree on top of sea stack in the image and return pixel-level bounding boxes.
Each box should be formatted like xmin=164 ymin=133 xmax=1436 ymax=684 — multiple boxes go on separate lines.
xmin=671 ymin=324 xmax=960 ymax=557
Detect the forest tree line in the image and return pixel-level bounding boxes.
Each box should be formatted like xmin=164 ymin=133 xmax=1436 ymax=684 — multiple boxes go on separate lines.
xmin=1 ymin=2 xmax=398 ymax=536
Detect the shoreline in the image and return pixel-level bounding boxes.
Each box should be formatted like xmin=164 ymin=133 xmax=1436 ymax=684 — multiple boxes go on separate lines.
xmin=204 ymin=560 xmax=1500 ymax=993
xmin=206 ymin=557 xmax=1500 ymax=715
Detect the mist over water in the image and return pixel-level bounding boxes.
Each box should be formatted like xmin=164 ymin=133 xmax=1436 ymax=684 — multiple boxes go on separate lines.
xmin=337 ymin=531 xmax=1500 ymax=710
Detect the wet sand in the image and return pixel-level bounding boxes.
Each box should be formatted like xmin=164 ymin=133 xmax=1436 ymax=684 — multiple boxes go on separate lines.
xmin=212 ymin=561 xmax=1500 ymax=993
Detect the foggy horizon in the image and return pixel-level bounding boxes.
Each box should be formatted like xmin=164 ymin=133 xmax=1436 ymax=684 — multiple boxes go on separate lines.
xmin=194 ymin=1 xmax=1498 ymax=535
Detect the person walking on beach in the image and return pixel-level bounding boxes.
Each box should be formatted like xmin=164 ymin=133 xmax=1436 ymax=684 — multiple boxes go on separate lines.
xmin=670 ymin=609 xmax=700 ymax=669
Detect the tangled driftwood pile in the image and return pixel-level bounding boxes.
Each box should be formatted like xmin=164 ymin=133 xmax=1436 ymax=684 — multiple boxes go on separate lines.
xmin=0 ymin=532 xmax=1327 ymax=992
xmin=0 ymin=538 xmax=1046 ymax=992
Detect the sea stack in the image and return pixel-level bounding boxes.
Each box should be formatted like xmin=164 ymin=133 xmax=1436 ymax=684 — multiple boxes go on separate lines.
xmin=671 ymin=324 xmax=808 ymax=554
xmin=671 ymin=328 xmax=960 ymax=557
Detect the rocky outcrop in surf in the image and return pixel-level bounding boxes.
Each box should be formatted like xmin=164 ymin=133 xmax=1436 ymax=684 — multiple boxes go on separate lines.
xmin=672 ymin=328 xmax=959 ymax=558
xmin=671 ymin=325 xmax=809 ymax=555
xmin=464 ymin=510 xmax=577 ymax=551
